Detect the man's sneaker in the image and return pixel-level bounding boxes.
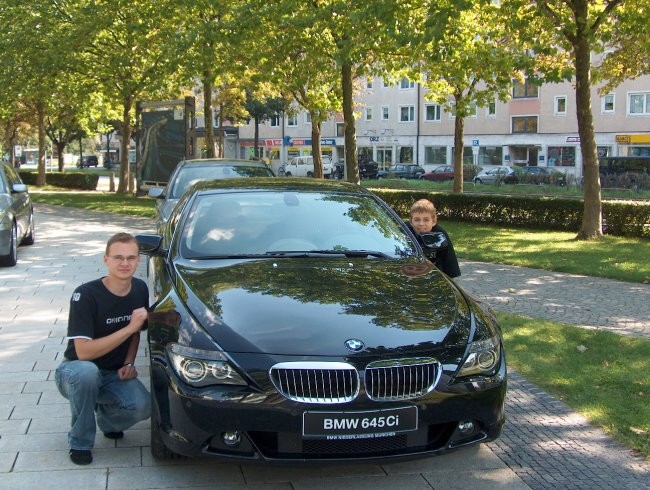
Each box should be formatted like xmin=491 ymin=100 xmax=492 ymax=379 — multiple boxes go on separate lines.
xmin=69 ymin=449 xmax=92 ymax=465
xmin=103 ymin=431 xmax=124 ymax=439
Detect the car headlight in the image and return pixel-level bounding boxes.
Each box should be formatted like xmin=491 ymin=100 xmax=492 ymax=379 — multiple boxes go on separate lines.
xmin=167 ymin=343 xmax=247 ymax=387
xmin=457 ymin=335 xmax=501 ymax=377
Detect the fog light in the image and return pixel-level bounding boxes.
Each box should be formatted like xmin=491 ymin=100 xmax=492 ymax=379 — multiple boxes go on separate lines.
xmin=458 ymin=420 xmax=474 ymax=433
xmin=222 ymin=431 xmax=241 ymax=446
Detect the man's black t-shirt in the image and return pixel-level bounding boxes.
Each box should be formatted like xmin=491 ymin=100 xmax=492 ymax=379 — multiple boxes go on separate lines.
xmin=64 ymin=277 xmax=149 ymax=370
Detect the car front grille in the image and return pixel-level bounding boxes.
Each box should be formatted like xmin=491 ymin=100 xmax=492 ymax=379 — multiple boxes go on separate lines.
xmin=269 ymin=362 xmax=359 ymax=404
xmin=365 ymin=357 xmax=441 ymax=401
xmin=270 ymin=358 xmax=441 ymax=404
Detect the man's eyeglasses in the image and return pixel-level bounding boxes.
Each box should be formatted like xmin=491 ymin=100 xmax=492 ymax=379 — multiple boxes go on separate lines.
xmin=109 ymin=255 xmax=139 ymax=263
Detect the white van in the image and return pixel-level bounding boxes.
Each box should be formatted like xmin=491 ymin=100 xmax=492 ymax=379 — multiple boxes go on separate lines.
xmin=281 ymin=156 xmax=333 ymax=178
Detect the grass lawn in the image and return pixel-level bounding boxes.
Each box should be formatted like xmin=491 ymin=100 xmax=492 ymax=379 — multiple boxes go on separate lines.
xmin=499 ymin=312 xmax=649 ymax=459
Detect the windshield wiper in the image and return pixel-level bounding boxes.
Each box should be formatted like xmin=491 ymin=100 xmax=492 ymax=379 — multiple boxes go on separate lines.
xmin=266 ymin=249 xmax=390 ymax=258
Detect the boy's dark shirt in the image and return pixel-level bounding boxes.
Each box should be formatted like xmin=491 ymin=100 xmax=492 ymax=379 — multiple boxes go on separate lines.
xmin=407 ymin=222 xmax=461 ymax=278
xmin=64 ymin=277 xmax=149 ymax=370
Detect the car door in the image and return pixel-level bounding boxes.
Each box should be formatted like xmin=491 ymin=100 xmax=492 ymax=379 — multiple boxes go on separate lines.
xmin=2 ymin=165 xmax=30 ymax=238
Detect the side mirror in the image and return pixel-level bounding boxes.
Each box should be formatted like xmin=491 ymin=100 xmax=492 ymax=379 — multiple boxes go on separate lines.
xmin=136 ymin=234 xmax=165 ymax=256
xmin=420 ymin=231 xmax=448 ymax=252
xmin=148 ymin=187 xmax=165 ymax=199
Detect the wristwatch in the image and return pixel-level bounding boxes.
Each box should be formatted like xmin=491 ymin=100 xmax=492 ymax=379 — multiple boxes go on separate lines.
xmin=123 ymin=362 xmax=135 ymax=367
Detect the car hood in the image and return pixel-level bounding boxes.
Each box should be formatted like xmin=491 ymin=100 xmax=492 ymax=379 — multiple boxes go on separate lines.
xmin=173 ymin=258 xmax=471 ymax=356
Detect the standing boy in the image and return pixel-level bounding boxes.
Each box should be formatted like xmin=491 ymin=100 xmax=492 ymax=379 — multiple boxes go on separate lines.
xmin=407 ymin=198 xmax=461 ymax=278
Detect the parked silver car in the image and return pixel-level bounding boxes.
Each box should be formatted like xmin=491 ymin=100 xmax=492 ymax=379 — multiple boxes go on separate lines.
xmin=147 ymin=158 xmax=275 ymax=228
xmin=0 ymin=162 xmax=35 ymax=266
xmin=473 ymin=166 xmax=515 ymax=184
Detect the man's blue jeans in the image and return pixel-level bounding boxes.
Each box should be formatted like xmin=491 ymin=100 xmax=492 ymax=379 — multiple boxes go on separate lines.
xmin=55 ymin=360 xmax=151 ymax=451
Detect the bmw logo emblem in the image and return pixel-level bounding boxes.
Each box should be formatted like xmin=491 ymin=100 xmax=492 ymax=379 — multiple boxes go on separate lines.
xmin=345 ymin=339 xmax=365 ymax=352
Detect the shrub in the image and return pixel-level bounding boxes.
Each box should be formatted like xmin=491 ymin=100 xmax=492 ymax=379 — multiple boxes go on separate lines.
xmin=18 ymin=170 xmax=99 ymax=190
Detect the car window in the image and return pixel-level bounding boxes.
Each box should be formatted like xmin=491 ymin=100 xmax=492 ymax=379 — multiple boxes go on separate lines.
xmin=170 ymin=165 xmax=273 ymax=198
xmin=179 ymin=191 xmax=417 ymax=259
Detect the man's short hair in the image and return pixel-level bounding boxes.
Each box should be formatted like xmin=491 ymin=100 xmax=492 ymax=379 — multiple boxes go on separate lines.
xmin=105 ymin=232 xmax=138 ymax=255
xmin=410 ymin=199 xmax=437 ymax=220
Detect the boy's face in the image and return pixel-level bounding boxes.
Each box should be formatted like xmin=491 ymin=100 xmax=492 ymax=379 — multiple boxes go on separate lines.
xmin=410 ymin=212 xmax=435 ymax=234
xmin=104 ymin=241 xmax=140 ymax=280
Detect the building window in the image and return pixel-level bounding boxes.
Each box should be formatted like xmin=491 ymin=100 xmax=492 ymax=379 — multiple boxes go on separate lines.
xmin=399 ymin=146 xmax=413 ymax=163
xmin=486 ymin=99 xmax=497 ymax=118
xmin=424 ymin=104 xmax=441 ymax=122
xmin=270 ymin=115 xmax=280 ymax=127
xmin=365 ymin=107 xmax=373 ymax=121
xmin=513 ymin=79 xmax=539 ymax=98
xmin=336 ymin=122 xmax=345 ymax=137
xmin=452 ymin=146 xmax=475 ymax=165
xmin=601 ymin=94 xmax=615 ymax=114
xmin=305 ymin=112 xmax=311 ymax=124
xmin=554 ymin=96 xmax=567 ymax=116
xmin=366 ymin=78 xmax=373 ymax=89
xmin=548 ymin=146 xmax=576 ymax=167
xmin=629 ymin=92 xmax=650 ymax=115
xmin=400 ymin=105 xmax=415 ymax=122
xmin=478 ymin=146 xmax=503 ymax=165
xmin=400 ymin=78 xmax=415 ymax=89
xmin=287 ymin=114 xmax=298 ymax=127
xmin=512 ymin=116 xmax=538 ymax=133
xmin=382 ymin=78 xmax=391 ymax=88
xmin=382 ymin=106 xmax=389 ymax=120
xmin=424 ymin=146 xmax=446 ymax=165
xmin=468 ymin=101 xmax=477 ymax=118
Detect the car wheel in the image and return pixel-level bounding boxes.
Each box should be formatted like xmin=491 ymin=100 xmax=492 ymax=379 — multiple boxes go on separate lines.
xmin=307 ymin=171 xmax=314 ymax=178
xmin=284 ymin=171 xmax=292 ymax=177
xmin=0 ymin=222 xmax=18 ymax=267
xmin=149 ymin=381 xmax=182 ymax=460
xmin=21 ymin=211 xmax=35 ymax=246
xmin=474 ymin=178 xmax=483 ymax=184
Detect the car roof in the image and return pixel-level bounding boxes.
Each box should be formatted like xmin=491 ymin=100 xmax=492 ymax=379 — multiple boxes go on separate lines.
xmin=177 ymin=158 xmax=269 ymax=168
xmin=190 ymin=177 xmax=370 ymax=195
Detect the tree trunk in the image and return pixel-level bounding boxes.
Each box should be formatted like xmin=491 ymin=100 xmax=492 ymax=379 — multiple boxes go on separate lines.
xmin=574 ymin=32 xmax=603 ymax=239
xmin=36 ymin=102 xmax=46 ymax=187
xmin=57 ymin=141 xmax=66 ymax=172
xmin=452 ymin=95 xmax=465 ymax=193
xmin=203 ymin=74 xmax=216 ymax=158
xmin=118 ymin=99 xmax=133 ymax=194
xmin=342 ymin=63 xmax=359 ymax=184
xmin=311 ymin=117 xmax=323 ymax=178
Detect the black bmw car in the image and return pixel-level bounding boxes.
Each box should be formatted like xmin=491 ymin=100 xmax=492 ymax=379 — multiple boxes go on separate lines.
xmin=137 ymin=178 xmax=506 ymax=461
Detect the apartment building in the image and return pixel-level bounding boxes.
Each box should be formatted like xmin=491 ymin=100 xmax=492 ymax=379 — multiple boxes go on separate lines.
xmin=235 ymin=74 xmax=650 ymax=179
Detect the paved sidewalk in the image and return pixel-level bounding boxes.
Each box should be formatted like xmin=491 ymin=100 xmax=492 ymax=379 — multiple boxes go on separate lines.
xmin=0 ymin=204 xmax=647 ymax=489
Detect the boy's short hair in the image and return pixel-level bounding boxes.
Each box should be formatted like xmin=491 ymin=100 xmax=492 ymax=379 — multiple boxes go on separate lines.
xmin=105 ymin=232 xmax=138 ymax=254
xmin=410 ymin=199 xmax=437 ymax=220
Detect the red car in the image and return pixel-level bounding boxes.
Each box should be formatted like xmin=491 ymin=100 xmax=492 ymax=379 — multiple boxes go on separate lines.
xmin=420 ymin=165 xmax=455 ymax=181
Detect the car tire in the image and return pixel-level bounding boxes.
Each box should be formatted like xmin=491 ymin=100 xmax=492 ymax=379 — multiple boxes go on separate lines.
xmin=284 ymin=171 xmax=292 ymax=177
xmin=474 ymin=178 xmax=482 ymax=184
xmin=307 ymin=171 xmax=313 ymax=178
xmin=21 ymin=211 xmax=35 ymax=246
xmin=149 ymin=383 xmax=182 ymax=460
xmin=0 ymin=222 xmax=18 ymax=267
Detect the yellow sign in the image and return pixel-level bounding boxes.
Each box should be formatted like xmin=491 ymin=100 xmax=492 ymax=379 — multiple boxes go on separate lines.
xmin=616 ymin=134 xmax=650 ymax=144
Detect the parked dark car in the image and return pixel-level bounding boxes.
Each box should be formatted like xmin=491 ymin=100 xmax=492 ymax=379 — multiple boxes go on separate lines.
xmin=377 ymin=164 xmax=426 ymax=179
xmin=76 ymin=155 xmax=99 ymax=168
xmin=332 ymin=160 xmax=379 ymax=180
xmin=147 ymin=158 xmax=275 ymax=228
xmin=420 ymin=165 xmax=455 ymax=181
xmin=137 ymin=178 xmax=506 ymax=462
xmin=0 ymin=162 xmax=35 ymax=266
xmin=598 ymin=156 xmax=650 ymax=190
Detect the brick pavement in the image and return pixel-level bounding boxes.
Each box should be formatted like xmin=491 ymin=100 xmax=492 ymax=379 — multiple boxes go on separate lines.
xmin=0 ymin=203 xmax=648 ymax=489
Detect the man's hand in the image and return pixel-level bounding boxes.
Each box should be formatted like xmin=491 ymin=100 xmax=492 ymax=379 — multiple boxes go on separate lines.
xmin=129 ymin=307 xmax=148 ymax=332
xmin=118 ymin=363 xmax=138 ymax=381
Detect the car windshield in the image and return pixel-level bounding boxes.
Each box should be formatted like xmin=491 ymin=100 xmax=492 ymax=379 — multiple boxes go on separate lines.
xmin=170 ymin=165 xmax=274 ymax=198
xmin=179 ymin=190 xmax=417 ymax=259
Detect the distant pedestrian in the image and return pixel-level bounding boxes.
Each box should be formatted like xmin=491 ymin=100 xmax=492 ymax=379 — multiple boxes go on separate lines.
xmin=406 ymin=198 xmax=461 ymax=278
xmin=55 ymin=232 xmax=150 ymax=465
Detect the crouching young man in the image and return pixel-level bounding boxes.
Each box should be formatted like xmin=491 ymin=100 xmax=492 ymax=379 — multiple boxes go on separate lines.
xmin=55 ymin=232 xmax=151 ymax=465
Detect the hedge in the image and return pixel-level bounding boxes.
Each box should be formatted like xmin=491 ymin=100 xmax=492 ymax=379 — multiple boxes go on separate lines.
xmin=371 ymin=188 xmax=650 ymax=239
xmin=18 ymin=170 xmax=99 ymax=191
